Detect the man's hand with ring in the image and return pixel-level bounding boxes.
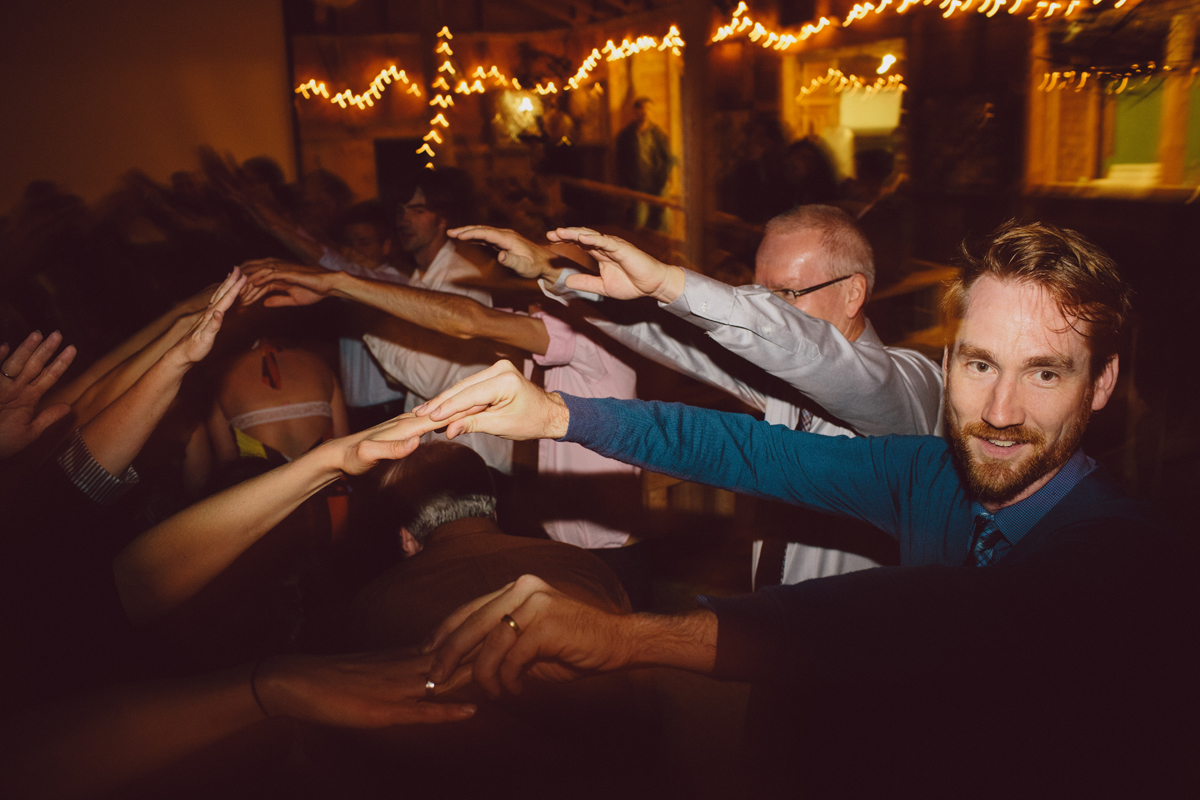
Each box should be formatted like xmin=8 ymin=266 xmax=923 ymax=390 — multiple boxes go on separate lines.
xmin=423 ymin=574 xmax=636 ymax=698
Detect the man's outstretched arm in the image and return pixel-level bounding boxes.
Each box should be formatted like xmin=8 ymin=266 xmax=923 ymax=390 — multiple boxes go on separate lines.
xmin=539 ymin=227 xmax=942 ymax=437
xmin=243 ymin=264 xmax=549 ymax=355
xmin=413 ymin=361 xmax=916 ymax=533
xmin=424 ymin=574 xmax=717 ymax=697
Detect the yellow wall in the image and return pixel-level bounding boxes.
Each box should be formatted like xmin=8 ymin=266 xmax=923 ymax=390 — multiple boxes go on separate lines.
xmin=0 ymin=0 xmax=294 ymax=209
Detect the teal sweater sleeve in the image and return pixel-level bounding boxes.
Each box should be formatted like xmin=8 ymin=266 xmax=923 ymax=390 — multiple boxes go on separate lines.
xmin=560 ymin=393 xmax=969 ymax=564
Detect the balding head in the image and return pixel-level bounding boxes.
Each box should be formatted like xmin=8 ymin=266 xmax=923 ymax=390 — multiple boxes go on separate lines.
xmin=756 ymin=205 xmax=875 ymax=340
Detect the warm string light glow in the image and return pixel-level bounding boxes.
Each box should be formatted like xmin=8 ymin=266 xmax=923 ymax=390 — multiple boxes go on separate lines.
xmin=709 ymin=0 xmax=1146 ymax=43
xmin=713 ymin=2 xmax=831 ymax=49
xmin=1037 ymin=62 xmax=1177 ymax=93
xmin=473 ymin=65 xmax=514 ymax=88
xmin=293 ymin=21 xmax=686 ymax=160
xmin=839 ymin=0 xmax=1135 ymax=26
xmin=420 ymin=27 xmax=457 ymax=163
xmin=602 ymin=26 xmax=686 ymax=61
xmin=293 ymin=67 xmax=418 ymax=110
xmin=797 ymin=68 xmax=907 ymax=97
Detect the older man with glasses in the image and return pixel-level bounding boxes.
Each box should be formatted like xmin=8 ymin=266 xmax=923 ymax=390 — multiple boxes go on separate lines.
xmin=451 ymin=204 xmax=942 ymax=588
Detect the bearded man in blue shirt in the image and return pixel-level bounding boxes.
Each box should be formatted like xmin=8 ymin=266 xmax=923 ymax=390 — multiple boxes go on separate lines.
xmin=417 ymin=221 xmax=1195 ymax=797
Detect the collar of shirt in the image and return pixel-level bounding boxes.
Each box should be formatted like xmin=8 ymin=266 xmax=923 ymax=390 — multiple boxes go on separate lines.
xmin=410 ymin=239 xmax=456 ymax=287
xmin=970 ymin=448 xmax=1097 ymax=548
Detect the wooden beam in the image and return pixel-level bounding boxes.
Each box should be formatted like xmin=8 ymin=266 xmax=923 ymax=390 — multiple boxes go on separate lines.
xmin=556 ymin=176 xmax=684 ymax=209
xmin=597 ymin=0 xmax=639 ymax=13
xmin=1158 ymin=5 xmax=1194 ymax=185
xmin=680 ymin=0 xmax=711 ymax=269
xmin=1024 ymin=25 xmax=1050 ymax=188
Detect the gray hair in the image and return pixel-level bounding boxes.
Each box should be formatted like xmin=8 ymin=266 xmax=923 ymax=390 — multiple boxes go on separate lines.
xmin=405 ymin=492 xmax=497 ymax=544
xmin=764 ymin=204 xmax=875 ymax=294
xmin=370 ymin=441 xmax=498 ymax=547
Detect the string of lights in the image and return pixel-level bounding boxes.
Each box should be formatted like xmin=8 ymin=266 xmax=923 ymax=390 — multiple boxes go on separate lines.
xmin=1036 ymin=62 xmax=1197 ymax=94
xmin=295 ymin=23 xmax=683 ymax=116
xmin=420 ymin=26 xmax=458 ymax=165
xmin=708 ymin=0 xmax=1141 ymax=51
xmin=841 ymin=0 xmax=1131 ymax=26
xmin=798 ymin=67 xmax=907 ymax=97
xmin=293 ymin=67 xmax=419 ymax=110
xmin=712 ymin=2 xmax=832 ymax=49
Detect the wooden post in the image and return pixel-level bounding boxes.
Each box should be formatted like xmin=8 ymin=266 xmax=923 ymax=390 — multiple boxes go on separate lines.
xmin=1025 ymin=25 xmax=1051 ymax=188
xmin=680 ymin=0 xmax=711 ymax=269
xmin=1158 ymin=7 xmax=1195 ymax=185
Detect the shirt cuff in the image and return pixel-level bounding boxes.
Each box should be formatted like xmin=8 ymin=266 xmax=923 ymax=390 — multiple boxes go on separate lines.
xmin=660 ymin=270 xmax=736 ymax=333
xmin=531 ymin=312 xmax=577 ymax=367
xmin=559 ymin=393 xmax=610 ymax=445
xmin=56 ymin=429 xmax=139 ymax=506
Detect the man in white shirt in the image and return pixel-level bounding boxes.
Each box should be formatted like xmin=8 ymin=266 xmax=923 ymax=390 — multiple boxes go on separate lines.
xmin=362 ymin=170 xmax=511 ymax=473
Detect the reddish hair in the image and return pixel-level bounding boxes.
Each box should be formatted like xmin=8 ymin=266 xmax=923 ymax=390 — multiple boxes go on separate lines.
xmin=944 ymin=220 xmax=1133 ymax=377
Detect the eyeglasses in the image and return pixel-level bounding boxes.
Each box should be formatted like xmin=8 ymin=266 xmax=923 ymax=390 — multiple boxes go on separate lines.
xmin=769 ymin=273 xmax=853 ymax=301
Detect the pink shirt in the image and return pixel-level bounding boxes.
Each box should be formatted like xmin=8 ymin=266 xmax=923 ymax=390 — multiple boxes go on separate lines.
xmin=528 ymin=312 xmax=639 ymax=549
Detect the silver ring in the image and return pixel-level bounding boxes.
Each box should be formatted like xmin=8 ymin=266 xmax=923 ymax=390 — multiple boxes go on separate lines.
xmin=425 ymin=679 xmax=436 ymax=699
xmin=501 ymin=614 xmax=522 ymax=636
xmin=1 ymin=369 xmax=14 ymax=379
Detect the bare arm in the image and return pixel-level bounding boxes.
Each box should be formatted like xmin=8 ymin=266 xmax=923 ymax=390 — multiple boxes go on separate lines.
xmin=43 ymin=282 xmax=220 ymax=411
xmin=0 ymin=652 xmax=473 ymax=800
xmin=245 ymin=266 xmax=551 ymax=356
xmin=206 ymin=401 xmax=238 ymax=464
xmin=76 ymin=270 xmax=245 ymax=478
xmin=447 ymin=225 xmax=598 ymax=284
xmin=330 ymin=381 xmax=350 ymax=439
xmin=113 ymin=412 xmax=445 ymax=622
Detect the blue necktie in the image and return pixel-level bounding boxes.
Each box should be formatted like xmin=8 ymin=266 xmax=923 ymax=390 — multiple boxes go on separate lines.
xmin=965 ymin=511 xmax=1010 ymax=567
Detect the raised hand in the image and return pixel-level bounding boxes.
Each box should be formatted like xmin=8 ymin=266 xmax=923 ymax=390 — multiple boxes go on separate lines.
xmin=412 ymin=360 xmax=570 ymax=442
xmin=331 ymin=412 xmax=445 ymax=476
xmin=0 ymin=331 xmax=77 ymax=460
xmin=547 ymin=227 xmax=686 ymax=303
xmin=447 ymin=225 xmax=558 ymax=280
xmin=241 ymin=261 xmax=337 ymax=308
xmin=424 ymin=574 xmax=633 ymax=698
xmin=257 ymin=650 xmax=476 ymax=727
xmin=167 ymin=268 xmax=246 ymax=366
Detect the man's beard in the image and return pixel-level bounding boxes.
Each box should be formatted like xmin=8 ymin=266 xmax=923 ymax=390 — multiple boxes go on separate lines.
xmin=945 ymin=383 xmax=1092 ymax=505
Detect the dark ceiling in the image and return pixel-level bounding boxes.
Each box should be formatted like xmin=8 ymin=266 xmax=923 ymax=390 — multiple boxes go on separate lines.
xmin=285 ymin=0 xmax=689 ymax=35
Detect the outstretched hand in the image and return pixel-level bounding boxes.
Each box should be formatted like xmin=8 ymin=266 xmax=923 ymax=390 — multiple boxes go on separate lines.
xmin=447 ymin=225 xmax=559 ymax=280
xmin=547 ymin=227 xmax=686 ymax=303
xmin=411 ymin=360 xmax=570 ymax=442
xmin=240 ymin=259 xmax=337 ymax=308
xmin=0 ymin=331 xmax=77 ymax=460
xmin=331 ymin=412 xmax=446 ymax=476
xmin=258 ymin=650 xmax=476 ymax=727
xmin=423 ymin=574 xmax=632 ymax=698
xmin=166 ymin=268 xmax=246 ymax=366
